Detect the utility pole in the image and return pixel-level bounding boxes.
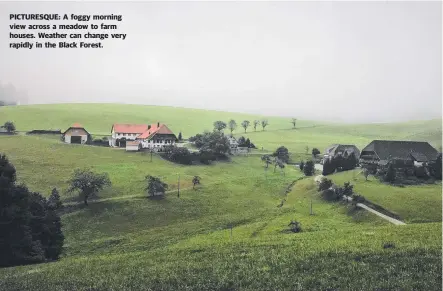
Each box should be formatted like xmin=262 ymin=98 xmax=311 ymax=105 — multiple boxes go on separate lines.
xmin=177 ymin=175 xmax=180 ymax=198
xmin=150 ymin=149 xmax=153 ymax=162
xmin=310 ymin=199 xmax=313 ymax=215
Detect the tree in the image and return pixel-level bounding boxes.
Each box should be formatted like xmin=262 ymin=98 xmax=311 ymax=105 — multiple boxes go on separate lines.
xmin=288 ymin=220 xmax=302 ymax=233
xmin=274 ymin=157 xmax=285 ymax=174
xmin=322 ymin=158 xmax=336 ymax=176
xmin=192 ymin=176 xmax=201 ymax=189
xmin=312 ymin=148 xmax=320 ymax=158
xmin=167 ymin=147 xmax=193 ymax=165
xmin=363 ymin=168 xmax=370 ymax=181
xmin=305 ymin=146 xmax=309 ymax=154
xmin=67 ymin=169 xmax=111 ymax=205
xmin=431 ymin=153 xmax=442 ymax=180
xmin=299 ymin=161 xmax=305 ymax=171
xmin=384 ymin=163 xmax=396 ymax=183
xmin=318 ymin=177 xmax=333 ymax=191
xmin=228 ymin=119 xmax=237 ymax=136
xmin=241 ymin=120 xmax=250 ymax=133
xmin=253 ymin=120 xmax=260 ymax=132
xmin=273 ymin=146 xmax=290 ymax=163
xmin=303 ymin=160 xmax=315 ymax=176
xmin=3 ymin=121 xmax=15 ymax=133
xmin=48 ymin=188 xmax=63 ymax=210
xmin=145 ymin=175 xmax=168 ymax=197
xmin=291 ymin=118 xmax=297 ymax=129
xmin=261 ymin=155 xmax=272 ymax=169
xmin=0 ymin=154 xmax=64 ymax=267
xmin=261 ymin=119 xmax=269 ymax=131
xmin=178 ymin=132 xmax=183 ymax=141
xmin=213 ymin=121 xmax=227 ymax=132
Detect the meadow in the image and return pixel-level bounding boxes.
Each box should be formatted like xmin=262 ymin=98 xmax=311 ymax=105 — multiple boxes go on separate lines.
xmin=0 ymin=104 xmax=441 ymax=290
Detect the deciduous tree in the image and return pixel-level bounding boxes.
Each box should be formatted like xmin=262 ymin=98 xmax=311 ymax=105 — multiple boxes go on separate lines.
xmin=261 ymin=119 xmax=269 ymax=131
xmin=145 ymin=175 xmax=168 ymax=197
xmin=241 ymin=120 xmax=250 ymax=133
xmin=67 ymin=169 xmax=111 ymax=205
xmin=228 ymin=119 xmax=237 ymax=136
xmin=213 ymin=121 xmax=227 ymax=132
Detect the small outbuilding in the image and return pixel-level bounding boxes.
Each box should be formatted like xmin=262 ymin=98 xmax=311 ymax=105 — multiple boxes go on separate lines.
xmin=126 ymin=140 xmax=141 ymax=152
xmin=62 ymin=123 xmax=89 ymax=144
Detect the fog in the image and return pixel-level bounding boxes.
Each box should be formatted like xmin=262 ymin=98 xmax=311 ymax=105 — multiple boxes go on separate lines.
xmin=0 ymin=1 xmax=441 ymax=123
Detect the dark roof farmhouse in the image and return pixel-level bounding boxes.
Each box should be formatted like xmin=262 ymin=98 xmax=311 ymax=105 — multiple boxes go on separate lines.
xmin=359 ymin=140 xmax=439 ymax=166
xmin=324 ymin=144 xmax=360 ymax=160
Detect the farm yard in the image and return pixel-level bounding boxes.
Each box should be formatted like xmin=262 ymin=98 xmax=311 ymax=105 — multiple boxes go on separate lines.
xmin=0 ymin=103 xmax=442 ymax=291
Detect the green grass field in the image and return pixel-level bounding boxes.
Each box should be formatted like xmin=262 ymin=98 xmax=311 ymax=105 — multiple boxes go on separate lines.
xmin=329 ymin=170 xmax=442 ymax=224
xmin=0 ymin=104 xmax=441 ymax=290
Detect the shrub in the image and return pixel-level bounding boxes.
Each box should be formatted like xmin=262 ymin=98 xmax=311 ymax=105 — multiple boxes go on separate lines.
xmin=318 ymin=177 xmax=333 ymax=191
xmin=303 ymin=161 xmax=315 ymax=176
xmin=321 ymin=188 xmax=340 ymax=201
xmin=299 ymin=161 xmax=305 ymax=171
xmin=167 ymin=147 xmax=193 ymax=165
xmin=352 ymin=194 xmax=366 ymax=203
xmin=383 ymin=242 xmax=396 ymax=249
xmin=342 ymin=182 xmax=354 ymax=196
xmin=288 ymin=220 xmax=302 ymax=233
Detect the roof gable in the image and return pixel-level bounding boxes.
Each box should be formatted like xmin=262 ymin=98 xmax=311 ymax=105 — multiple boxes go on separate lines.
xmin=137 ymin=124 xmax=175 ymax=139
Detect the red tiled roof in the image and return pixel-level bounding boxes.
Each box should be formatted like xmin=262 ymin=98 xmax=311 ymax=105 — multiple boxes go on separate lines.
xmin=113 ymin=124 xmax=149 ymax=134
xmin=137 ymin=123 xmax=174 ymax=139
xmin=72 ymin=123 xmax=83 ymax=128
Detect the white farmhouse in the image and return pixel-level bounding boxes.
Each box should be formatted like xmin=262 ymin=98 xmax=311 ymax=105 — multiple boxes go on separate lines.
xmin=110 ymin=122 xmax=177 ymax=151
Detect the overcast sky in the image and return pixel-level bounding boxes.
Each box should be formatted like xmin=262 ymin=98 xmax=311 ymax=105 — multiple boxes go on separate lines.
xmin=0 ymin=1 xmax=441 ymax=122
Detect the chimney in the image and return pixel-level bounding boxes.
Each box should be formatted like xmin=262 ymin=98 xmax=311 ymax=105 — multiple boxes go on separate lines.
xmin=148 ymin=125 xmax=151 ymax=130
xmin=157 ymin=122 xmax=160 ymax=127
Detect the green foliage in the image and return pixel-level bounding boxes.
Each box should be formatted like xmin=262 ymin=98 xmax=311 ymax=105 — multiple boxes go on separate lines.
xmin=322 ymin=158 xmax=336 ymax=176
xmin=192 ymin=176 xmax=201 ymax=189
xmin=145 ymin=175 xmax=168 ymax=197
xmin=3 ymin=121 xmax=15 ymax=133
xmin=68 ymin=169 xmax=111 ymax=205
xmin=303 ymin=161 xmax=315 ymax=176
xmin=0 ymin=155 xmax=64 ymax=267
xmin=318 ymin=177 xmax=333 ymax=191
xmin=213 ymin=121 xmax=227 ymax=132
xmin=178 ymin=132 xmax=182 ymax=141
xmin=312 ymin=148 xmax=320 ymax=157
xmin=241 ymin=120 xmax=250 ymax=133
xmin=228 ymin=119 xmax=237 ymax=135
xmin=274 ymin=157 xmax=285 ymax=173
xmin=288 ymin=220 xmax=302 ymax=233
xmin=299 ymin=161 xmax=304 ymax=171
xmin=273 ymin=146 xmax=290 ymax=163
xmin=291 ymin=118 xmax=297 ymax=129
xmin=261 ymin=154 xmax=272 ymax=168
xmin=253 ymin=120 xmax=260 ymax=131
xmin=48 ymin=188 xmax=63 ymax=210
xmin=261 ymin=119 xmax=269 ymax=131
xmin=166 ymin=147 xmax=193 ymax=165
xmin=384 ymin=163 xmax=396 ymax=183
xmin=190 ymin=131 xmax=231 ymax=157
xmin=430 ymin=153 xmax=442 ymax=179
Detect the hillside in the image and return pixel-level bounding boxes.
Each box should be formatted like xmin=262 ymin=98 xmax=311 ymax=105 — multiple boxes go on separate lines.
xmin=0 ymin=104 xmax=442 ymax=290
xmin=1 ymin=104 xmax=441 ymax=153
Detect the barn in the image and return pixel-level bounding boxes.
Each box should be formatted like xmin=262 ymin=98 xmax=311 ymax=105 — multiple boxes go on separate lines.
xmin=62 ymin=123 xmax=90 ymax=144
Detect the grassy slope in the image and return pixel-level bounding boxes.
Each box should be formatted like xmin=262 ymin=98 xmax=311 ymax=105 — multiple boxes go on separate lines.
xmin=1 ymin=104 xmax=441 ymax=153
xmin=0 ymin=104 xmax=442 ymax=290
xmin=329 ymin=170 xmax=442 ymax=224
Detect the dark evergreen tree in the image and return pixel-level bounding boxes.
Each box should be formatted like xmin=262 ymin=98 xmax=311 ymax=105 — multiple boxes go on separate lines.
xmin=273 ymin=146 xmax=290 ymax=163
xmin=48 ymin=188 xmax=63 ymax=210
xmin=178 ymin=132 xmax=182 ymax=141
xmin=303 ymin=161 xmax=315 ymax=176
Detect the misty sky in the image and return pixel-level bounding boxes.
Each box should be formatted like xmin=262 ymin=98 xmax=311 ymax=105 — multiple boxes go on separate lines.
xmin=0 ymin=1 xmax=441 ymax=122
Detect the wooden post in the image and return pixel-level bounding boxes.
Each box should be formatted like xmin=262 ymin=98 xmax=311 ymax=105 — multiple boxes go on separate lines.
xmin=150 ymin=149 xmax=153 ymax=162
xmin=310 ymin=199 xmax=313 ymax=215
xmin=177 ymin=175 xmax=180 ymax=198
xmin=230 ymin=225 xmax=233 ymax=239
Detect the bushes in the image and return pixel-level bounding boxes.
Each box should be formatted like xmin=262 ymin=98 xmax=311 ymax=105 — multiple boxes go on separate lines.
xmin=288 ymin=220 xmax=302 ymax=233
xmin=384 ymin=163 xmax=396 ymax=183
xmin=167 ymin=147 xmax=193 ymax=165
xmin=299 ymin=161 xmax=304 ymax=171
xmin=303 ymin=161 xmax=315 ymax=176
xmin=0 ymin=154 xmax=64 ymax=267
xmin=318 ymin=177 xmax=333 ymax=191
